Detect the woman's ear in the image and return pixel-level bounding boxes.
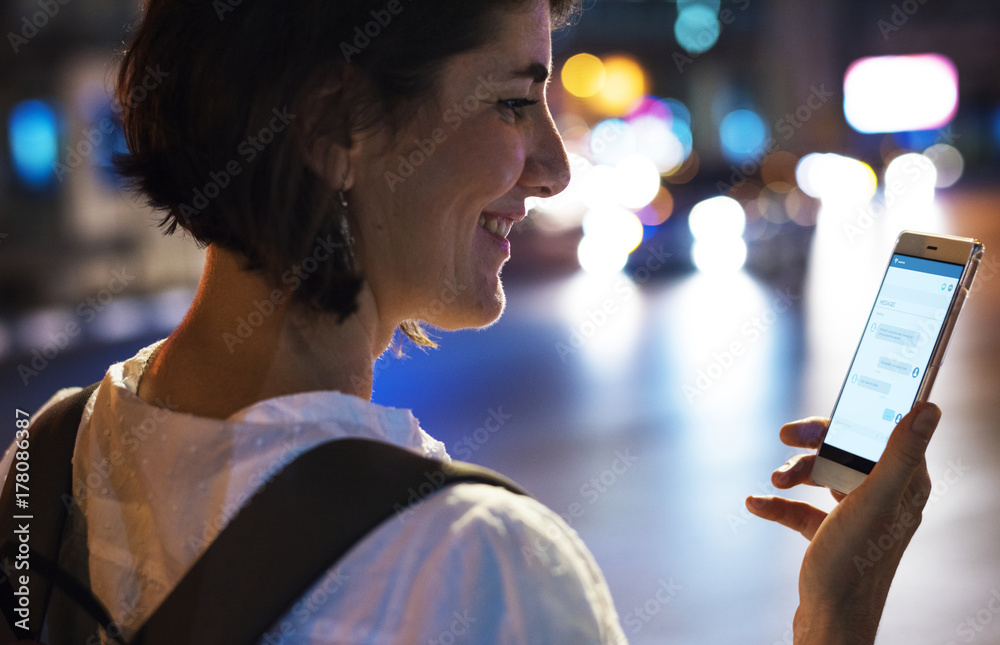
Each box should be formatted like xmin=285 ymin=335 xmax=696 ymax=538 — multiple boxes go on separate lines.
xmin=298 ymin=65 xmax=355 ymax=191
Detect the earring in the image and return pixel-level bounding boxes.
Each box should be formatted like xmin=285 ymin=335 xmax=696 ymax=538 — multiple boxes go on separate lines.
xmin=337 ymin=189 xmax=356 ymax=267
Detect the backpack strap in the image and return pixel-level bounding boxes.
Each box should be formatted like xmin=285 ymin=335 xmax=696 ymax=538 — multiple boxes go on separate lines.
xmin=0 ymin=382 xmax=103 ymax=642
xmin=130 ymin=437 xmax=528 ymax=644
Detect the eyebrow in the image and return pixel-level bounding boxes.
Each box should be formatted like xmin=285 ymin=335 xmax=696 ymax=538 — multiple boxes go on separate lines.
xmin=508 ymin=62 xmax=551 ymax=84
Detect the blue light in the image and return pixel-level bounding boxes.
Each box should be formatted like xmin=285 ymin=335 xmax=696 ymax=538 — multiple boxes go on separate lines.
xmin=8 ymin=100 xmax=59 ymax=189
xmin=892 ymin=129 xmax=941 ymax=151
xmin=630 ymin=97 xmax=693 ymax=158
xmin=674 ymin=6 xmax=721 ymax=55
xmin=670 ymin=118 xmax=694 ymax=159
xmin=719 ymin=109 xmax=767 ymax=161
xmin=663 ymin=98 xmax=692 ymax=126
xmin=91 ymin=102 xmax=130 ymax=190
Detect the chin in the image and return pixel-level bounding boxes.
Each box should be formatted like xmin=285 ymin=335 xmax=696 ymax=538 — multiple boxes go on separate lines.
xmin=475 ymin=291 xmax=506 ymax=329
xmin=426 ymin=285 xmax=506 ymax=331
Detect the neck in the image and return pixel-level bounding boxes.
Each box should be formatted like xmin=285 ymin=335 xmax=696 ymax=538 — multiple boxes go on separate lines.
xmin=138 ymin=244 xmax=394 ymax=418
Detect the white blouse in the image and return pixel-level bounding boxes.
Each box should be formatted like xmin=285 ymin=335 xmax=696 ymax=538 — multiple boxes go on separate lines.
xmin=1 ymin=341 xmax=627 ymax=644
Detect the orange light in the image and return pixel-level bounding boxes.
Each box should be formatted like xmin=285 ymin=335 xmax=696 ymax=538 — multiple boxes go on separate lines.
xmin=636 ymin=186 xmax=674 ymax=226
xmin=590 ymin=56 xmax=647 ymax=116
xmin=561 ymin=53 xmax=606 ymax=98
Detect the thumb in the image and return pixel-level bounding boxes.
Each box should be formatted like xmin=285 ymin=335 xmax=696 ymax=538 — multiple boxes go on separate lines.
xmin=865 ymin=403 xmax=940 ymax=504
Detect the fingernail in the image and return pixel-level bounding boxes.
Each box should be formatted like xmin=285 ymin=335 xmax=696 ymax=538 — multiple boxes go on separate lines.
xmin=913 ymin=405 xmax=941 ymax=440
xmin=748 ymin=496 xmax=768 ymax=509
xmin=777 ymin=461 xmax=793 ymax=472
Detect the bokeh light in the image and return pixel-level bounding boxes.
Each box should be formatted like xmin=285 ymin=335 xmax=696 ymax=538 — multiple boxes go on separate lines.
xmin=923 ymin=143 xmax=964 ymax=188
xmin=885 ymin=152 xmax=937 ymax=205
xmin=674 ymin=6 xmax=721 ymax=54
xmin=578 ymin=235 xmax=629 ymax=274
xmin=664 ymin=149 xmax=699 ymax=184
xmin=578 ymin=206 xmax=645 ymax=274
xmin=688 ymin=196 xmax=746 ymax=240
xmin=579 ymin=163 xmax=620 ymax=210
xmin=582 ymin=206 xmax=645 ymax=252
xmin=590 ymin=118 xmax=637 ymax=166
xmin=626 ymin=96 xmax=672 ymax=122
xmin=692 ymin=237 xmax=748 ymax=273
xmin=562 ymin=53 xmax=606 ymax=98
xmin=9 ymin=99 xmax=59 ymax=189
xmin=629 ymin=115 xmax=684 ymax=173
xmin=663 ymin=98 xmax=692 ymax=126
xmin=795 ymin=153 xmax=876 ymax=205
xmin=635 ymin=186 xmax=675 ymax=226
xmin=719 ymin=109 xmax=768 ymax=161
xmin=688 ymin=196 xmax=747 ymax=273
xmin=794 ymin=153 xmax=824 ymax=198
xmin=592 ymin=56 xmax=647 ymax=116
xmin=892 ymin=129 xmax=940 ymax=151
xmin=843 ymin=54 xmax=958 ymax=133
xmin=614 ymin=154 xmax=662 ymax=210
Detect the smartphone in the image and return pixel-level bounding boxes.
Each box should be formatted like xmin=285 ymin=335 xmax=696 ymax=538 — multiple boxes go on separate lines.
xmin=811 ymin=230 xmax=985 ymax=494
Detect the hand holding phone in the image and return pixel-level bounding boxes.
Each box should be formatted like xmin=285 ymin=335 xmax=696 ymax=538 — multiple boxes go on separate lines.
xmin=749 ymin=404 xmax=941 ymax=645
xmin=810 ymin=230 xmax=984 ymax=494
xmin=745 ymin=230 xmax=978 ymax=642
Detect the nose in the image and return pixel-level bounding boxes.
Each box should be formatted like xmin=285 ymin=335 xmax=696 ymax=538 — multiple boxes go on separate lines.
xmin=520 ymin=107 xmax=571 ymax=199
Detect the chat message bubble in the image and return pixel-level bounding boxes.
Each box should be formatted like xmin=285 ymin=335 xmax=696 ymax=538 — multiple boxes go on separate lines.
xmin=875 ymin=324 xmax=919 ymax=348
xmin=877 ymin=356 xmax=912 ymax=375
xmin=858 ymin=375 xmax=891 ymax=394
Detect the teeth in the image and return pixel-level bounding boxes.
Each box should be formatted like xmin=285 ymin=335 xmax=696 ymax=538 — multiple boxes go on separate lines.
xmin=478 ymin=216 xmax=513 ymax=238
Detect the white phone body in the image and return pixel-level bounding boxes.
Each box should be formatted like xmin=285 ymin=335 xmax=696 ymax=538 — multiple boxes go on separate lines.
xmin=811 ymin=230 xmax=985 ymax=494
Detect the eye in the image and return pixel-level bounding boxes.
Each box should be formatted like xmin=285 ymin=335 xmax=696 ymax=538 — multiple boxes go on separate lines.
xmin=498 ymin=98 xmax=539 ymax=116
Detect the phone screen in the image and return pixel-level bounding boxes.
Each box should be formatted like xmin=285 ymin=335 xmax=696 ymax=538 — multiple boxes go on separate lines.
xmin=820 ymin=253 xmax=964 ymax=473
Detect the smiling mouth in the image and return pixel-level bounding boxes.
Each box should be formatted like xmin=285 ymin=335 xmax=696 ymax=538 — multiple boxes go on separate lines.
xmin=478 ymin=215 xmax=514 ymax=238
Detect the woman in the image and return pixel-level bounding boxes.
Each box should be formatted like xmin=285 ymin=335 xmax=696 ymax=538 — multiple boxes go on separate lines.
xmin=5 ymin=0 xmax=941 ymax=642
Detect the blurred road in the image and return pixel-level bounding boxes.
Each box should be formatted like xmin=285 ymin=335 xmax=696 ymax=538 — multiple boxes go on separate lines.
xmin=1 ymin=188 xmax=998 ymax=643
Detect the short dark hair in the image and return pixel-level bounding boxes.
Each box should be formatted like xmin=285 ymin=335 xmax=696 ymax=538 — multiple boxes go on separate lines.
xmin=115 ymin=0 xmax=580 ymax=346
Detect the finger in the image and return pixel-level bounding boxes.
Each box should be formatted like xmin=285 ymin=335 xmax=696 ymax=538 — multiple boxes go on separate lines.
xmin=746 ymin=495 xmax=827 ymax=541
xmin=771 ymin=453 xmax=817 ymax=489
xmin=779 ymin=417 xmax=829 ymax=449
xmin=864 ymin=403 xmax=940 ymax=508
xmin=830 ymin=489 xmax=846 ymax=503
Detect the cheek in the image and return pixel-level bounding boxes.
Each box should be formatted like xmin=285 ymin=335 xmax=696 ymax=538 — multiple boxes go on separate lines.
xmin=449 ymin=120 xmax=526 ymax=195
xmin=357 ymin=119 xmax=526 ymax=264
